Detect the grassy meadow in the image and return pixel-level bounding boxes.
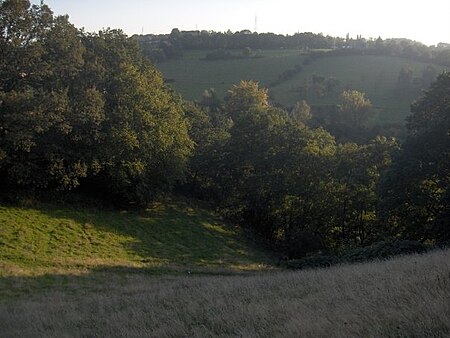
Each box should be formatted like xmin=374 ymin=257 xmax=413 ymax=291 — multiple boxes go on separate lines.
xmin=158 ymin=50 xmax=447 ymax=124
xmin=1 ymin=246 xmax=448 ymax=337
xmin=271 ymin=54 xmax=447 ymax=124
xmin=157 ymin=49 xmax=305 ymax=101
xmin=0 ymin=200 xmax=272 ymax=280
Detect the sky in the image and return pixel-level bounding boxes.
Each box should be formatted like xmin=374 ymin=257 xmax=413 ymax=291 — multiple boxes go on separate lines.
xmin=32 ymin=0 xmax=450 ymax=46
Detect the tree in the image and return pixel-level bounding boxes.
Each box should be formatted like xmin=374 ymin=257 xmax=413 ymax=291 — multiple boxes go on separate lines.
xmin=332 ymin=90 xmax=373 ymax=142
xmin=182 ymin=101 xmax=231 ymax=200
xmin=0 ymin=1 xmax=193 ymax=203
xmin=333 ymin=137 xmax=398 ymax=246
xmin=225 ymin=80 xmax=269 ymax=118
xmin=379 ymin=72 xmax=450 ymax=243
xmin=219 ymin=81 xmax=340 ymax=253
xmin=338 ymin=90 xmax=372 ymax=129
xmin=200 ymin=88 xmax=221 ymax=111
xmin=290 ymin=100 xmax=311 ymax=126
xmin=0 ymin=0 xmax=91 ymax=190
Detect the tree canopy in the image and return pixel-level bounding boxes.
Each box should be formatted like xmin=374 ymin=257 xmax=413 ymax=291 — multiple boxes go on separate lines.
xmin=0 ymin=0 xmax=192 ymax=203
xmin=380 ymin=72 xmax=450 ymax=243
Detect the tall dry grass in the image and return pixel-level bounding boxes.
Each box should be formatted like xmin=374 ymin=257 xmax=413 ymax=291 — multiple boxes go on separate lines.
xmin=1 ymin=249 xmax=449 ymax=337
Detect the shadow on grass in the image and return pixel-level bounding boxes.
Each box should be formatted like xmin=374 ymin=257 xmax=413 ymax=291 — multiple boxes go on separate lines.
xmin=33 ymin=201 xmax=270 ymax=267
xmin=0 ymin=262 xmax=265 ymax=303
xmin=0 ymin=199 xmax=275 ymax=301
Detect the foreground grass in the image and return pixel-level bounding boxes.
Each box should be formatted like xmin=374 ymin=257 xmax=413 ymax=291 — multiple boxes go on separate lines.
xmin=0 ymin=199 xmax=272 ymax=277
xmin=0 ymin=249 xmax=448 ymax=337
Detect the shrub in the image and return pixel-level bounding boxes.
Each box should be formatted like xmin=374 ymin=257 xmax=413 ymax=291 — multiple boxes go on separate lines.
xmin=341 ymin=239 xmax=429 ymax=263
xmin=282 ymin=239 xmax=430 ymax=270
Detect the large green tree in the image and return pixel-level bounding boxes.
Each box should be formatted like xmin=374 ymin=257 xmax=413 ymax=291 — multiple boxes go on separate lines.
xmin=326 ymin=89 xmax=374 ymax=143
xmin=82 ymin=30 xmax=192 ymax=202
xmin=0 ymin=0 xmax=192 ymax=203
xmin=0 ymin=0 xmax=89 ymax=189
xmin=338 ymin=90 xmax=373 ymax=130
xmin=182 ymin=101 xmax=231 ymax=199
xmin=332 ymin=137 xmax=398 ymax=246
xmin=380 ymin=72 xmax=450 ymax=243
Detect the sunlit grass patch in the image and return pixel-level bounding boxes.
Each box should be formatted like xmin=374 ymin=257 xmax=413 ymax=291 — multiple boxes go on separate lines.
xmin=0 ymin=200 xmax=273 ymax=277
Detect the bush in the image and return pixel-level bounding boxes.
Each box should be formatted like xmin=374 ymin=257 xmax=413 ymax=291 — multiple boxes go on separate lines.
xmin=269 ymin=65 xmax=302 ymax=87
xmin=281 ymin=239 xmax=430 ymax=270
xmin=341 ymin=239 xmax=429 ymax=263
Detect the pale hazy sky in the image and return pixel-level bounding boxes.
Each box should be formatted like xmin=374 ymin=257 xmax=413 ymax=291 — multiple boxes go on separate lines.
xmin=33 ymin=0 xmax=450 ymax=46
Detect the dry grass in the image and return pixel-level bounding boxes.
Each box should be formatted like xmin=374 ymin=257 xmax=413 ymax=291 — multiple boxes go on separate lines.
xmin=1 ymin=249 xmax=449 ymax=337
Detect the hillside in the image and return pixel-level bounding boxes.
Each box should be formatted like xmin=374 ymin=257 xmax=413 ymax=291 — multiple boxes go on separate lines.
xmin=0 ymin=199 xmax=272 ymax=278
xmin=1 ymin=247 xmax=448 ymax=336
xmin=158 ymin=50 xmax=447 ymax=124
xmin=157 ymin=49 xmax=305 ymax=101
xmin=271 ymin=54 xmax=447 ymax=124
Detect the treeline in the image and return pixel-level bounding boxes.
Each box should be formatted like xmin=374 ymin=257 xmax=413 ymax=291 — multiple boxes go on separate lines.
xmin=1 ymin=1 xmax=448 ymax=259
xmin=135 ymin=29 xmax=450 ymax=66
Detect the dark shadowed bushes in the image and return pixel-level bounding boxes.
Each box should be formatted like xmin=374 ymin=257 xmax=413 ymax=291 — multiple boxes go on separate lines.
xmin=282 ymin=239 xmax=429 ymax=269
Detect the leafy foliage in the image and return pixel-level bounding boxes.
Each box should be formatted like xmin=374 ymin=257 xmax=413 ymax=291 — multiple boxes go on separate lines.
xmin=379 ymin=72 xmax=450 ymax=243
xmin=282 ymin=239 xmax=428 ymax=269
xmin=340 ymin=239 xmax=429 ymax=263
xmin=183 ymin=81 xmax=400 ymax=257
xmin=0 ymin=0 xmax=192 ymax=203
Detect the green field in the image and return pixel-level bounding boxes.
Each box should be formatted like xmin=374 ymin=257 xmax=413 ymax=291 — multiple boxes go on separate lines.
xmin=157 ymin=49 xmax=305 ymax=100
xmin=158 ymin=50 xmax=447 ymax=124
xmin=271 ymin=55 xmax=447 ymax=124
xmin=0 ymin=199 xmax=272 ymax=279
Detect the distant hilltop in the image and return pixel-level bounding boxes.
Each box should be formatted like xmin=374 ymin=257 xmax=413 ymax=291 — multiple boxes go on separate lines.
xmin=133 ymin=29 xmax=450 ymax=65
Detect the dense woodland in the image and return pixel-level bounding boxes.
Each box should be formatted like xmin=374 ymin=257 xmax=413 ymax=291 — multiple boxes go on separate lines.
xmin=1 ymin=1 xmax=449 ymax=260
